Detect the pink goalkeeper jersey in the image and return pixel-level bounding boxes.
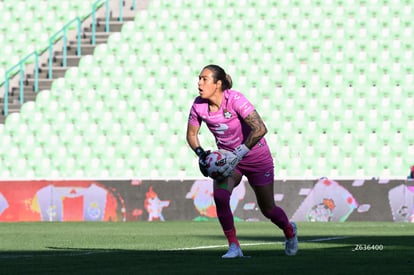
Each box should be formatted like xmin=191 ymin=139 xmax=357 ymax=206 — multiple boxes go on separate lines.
xmin=188 ymin=89 xmax=269 ymax=156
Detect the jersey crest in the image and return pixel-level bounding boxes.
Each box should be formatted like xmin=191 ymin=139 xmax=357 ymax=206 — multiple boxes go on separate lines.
xmin=223 ymin=109 xmax=232 ymax=119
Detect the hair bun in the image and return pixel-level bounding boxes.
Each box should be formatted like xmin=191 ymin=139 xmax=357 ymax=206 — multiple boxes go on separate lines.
xmin=225 ymin=74 xmax=233 ymax=89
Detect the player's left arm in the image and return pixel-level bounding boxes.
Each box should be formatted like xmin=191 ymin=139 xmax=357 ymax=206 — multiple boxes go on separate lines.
xmin=243 ymin=109 xmax=268 ymax=149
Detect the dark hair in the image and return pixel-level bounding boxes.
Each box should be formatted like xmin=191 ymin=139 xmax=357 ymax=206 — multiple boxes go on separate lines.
xmin=203 ymin=64 xmax=233 ymax=90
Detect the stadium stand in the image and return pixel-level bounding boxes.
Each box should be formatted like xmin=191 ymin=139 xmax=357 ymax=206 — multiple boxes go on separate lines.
xmin=0 ymin=0 xmax=413 ymax=180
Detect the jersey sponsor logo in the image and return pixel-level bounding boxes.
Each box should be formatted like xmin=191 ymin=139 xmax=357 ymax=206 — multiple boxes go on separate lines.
xmin=212 ymin=123 xmax=228 ymax=135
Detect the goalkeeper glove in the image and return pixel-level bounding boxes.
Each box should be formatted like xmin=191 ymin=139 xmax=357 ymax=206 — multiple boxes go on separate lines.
xmin=219 ymin=144 xmax=250 ymax=177
xmin=195 ymin=147 xmax=210 ymax=177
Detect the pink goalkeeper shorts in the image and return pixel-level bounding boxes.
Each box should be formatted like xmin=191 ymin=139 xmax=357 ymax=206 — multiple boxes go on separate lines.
xmin=234 ymin=143 xmax=275 ymax=186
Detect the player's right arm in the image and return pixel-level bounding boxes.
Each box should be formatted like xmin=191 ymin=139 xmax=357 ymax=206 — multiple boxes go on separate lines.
xmin=186 ymin=122 xmax=202 ymax=153
xmin=187 ymin=102 xmax=207 ymax=157
xmin=187 ymin=122 xmax=210 ymax=177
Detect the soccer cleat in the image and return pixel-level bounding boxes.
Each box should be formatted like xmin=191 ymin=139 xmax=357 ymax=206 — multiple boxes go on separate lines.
xmin=222 ymin=243 xmax=243 ymax=258
xmin=285 ymin=222 xmax=298 ymax=256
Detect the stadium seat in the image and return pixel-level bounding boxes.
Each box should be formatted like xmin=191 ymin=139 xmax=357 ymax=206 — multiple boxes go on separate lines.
xmin=0 ymin=0 xmax=412 ymax=179
xmin=0 ymin=0 xmax=100 ymax=70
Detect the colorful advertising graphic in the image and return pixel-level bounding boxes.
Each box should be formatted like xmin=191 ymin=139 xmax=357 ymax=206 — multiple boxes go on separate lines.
xmin=0 ymin=181 xmax=120 ymax=222
xmin=388 ymin=184 xmax=414 ymax=222
xmin=185 ymin=179 xmax=246 ymax=220
xmin=291 ymin=178 xmax=358 ymax=222
xmin=0 ymin=179 xmax=412 ymax=222
xmin=144 ymin=186 xmax=170 ymax=221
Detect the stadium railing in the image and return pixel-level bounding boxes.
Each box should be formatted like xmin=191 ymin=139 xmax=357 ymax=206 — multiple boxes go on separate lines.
xmin=3 ymin=52 xmax=39 ymax=115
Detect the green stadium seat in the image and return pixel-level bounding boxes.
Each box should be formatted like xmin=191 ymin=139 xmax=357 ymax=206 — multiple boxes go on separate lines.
xmin=0 ymin=0 xmax=412 ymax=179
xmin=34 ymin=89 xmax=54 ymax=110
xmin=4 ymin=112 xmax=22 ymax=134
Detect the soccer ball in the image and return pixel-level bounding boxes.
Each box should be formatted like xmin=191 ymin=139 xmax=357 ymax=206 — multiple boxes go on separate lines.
xmin=205 ymin=149 xmax=232 ymax=180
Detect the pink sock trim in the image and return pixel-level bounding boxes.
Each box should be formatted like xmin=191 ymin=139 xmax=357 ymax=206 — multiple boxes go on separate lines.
xmin=283 ymin=223 xmax=294 ymax=239
xmin=264 ymin=206 xmax=294 ymax=239
xmin=224 ymin=228 xmax=239 ymax=246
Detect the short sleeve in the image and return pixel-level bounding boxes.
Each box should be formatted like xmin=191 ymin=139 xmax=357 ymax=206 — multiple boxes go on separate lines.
xmin=188 ymin=103 xmax=202 ymax=127
xmin=231 ymin=91 xmax=255 ymax=119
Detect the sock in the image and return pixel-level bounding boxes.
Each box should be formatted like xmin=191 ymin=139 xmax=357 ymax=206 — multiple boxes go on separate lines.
xmin=263 ymin=206 xmax=294 ymax=239
xmin=214 ymin=188 xmax=239 ymax=246
xmin=224 ymin=228 xmax=239 ymax=247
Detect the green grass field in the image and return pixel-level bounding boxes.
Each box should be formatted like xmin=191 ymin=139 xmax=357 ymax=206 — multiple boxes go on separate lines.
xmin=0 ymin=221 xmax=413 ymax=274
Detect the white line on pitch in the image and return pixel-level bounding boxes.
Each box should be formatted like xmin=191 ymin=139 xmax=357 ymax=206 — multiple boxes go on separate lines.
xmin=0 ymin=236 xmax=353 ymax=258
xmin=305 ymin=236 xmax=351 ymax=242
xmin=163 ymin=236 xmax=351 ymax=251
xmin=163 ymin=242 xmax=276 ymax=251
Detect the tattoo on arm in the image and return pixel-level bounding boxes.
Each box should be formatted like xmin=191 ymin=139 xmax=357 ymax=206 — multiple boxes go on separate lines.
xmin=243 ymin=110 xmax=267 ymax=149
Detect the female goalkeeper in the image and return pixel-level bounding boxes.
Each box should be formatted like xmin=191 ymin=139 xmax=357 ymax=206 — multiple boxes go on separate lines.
xmin=186 ymin=64 xmax=298 ymax=258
